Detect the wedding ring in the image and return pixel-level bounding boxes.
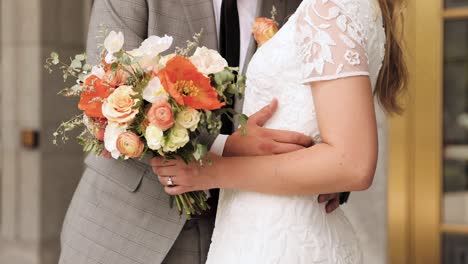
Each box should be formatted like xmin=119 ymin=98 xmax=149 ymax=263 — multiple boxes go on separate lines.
xmin=167 ymin=176 xmax=174 ymax=186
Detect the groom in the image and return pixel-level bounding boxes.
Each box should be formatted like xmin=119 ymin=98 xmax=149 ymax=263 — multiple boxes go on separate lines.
xmin=59 ymin=0 xmax=349 ymax=263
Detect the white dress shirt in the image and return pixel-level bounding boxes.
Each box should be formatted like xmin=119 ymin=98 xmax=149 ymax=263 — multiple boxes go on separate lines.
xmin=210 ymin=0 xmax=259 ymax=156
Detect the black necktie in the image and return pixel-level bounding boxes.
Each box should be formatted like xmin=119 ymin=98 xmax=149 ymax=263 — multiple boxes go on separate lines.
xmin=219 ymin=0 xmax=240 ymax=135
xmin=220 ymin=0 xmax=240 ymax=67
xmin=207 ymin=0 xmax=241 ymax=214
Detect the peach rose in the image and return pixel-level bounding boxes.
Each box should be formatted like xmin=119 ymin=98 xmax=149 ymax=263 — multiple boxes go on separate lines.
xmin=116 ymin=132 xmax=144 ymax=158
xmin=252 ymin=17 xmax=279 ymax=46
xmin=102 ymin=85 xmax=140 ymax=124
xmin=147 ymin=99 xmax=174 ymax=131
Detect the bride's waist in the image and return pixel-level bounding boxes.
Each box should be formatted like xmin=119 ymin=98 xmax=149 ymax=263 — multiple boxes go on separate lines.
xmin=221 ymin=190 xmax=320 ymax=208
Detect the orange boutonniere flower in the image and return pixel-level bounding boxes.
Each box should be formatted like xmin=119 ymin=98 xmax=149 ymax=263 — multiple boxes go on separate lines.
xmin=252 ymin=6 xmax=280 ymax=46
xmin=157 ymin=56 xmax=225 ymax=110
xmin=78 ymin=75 xmax=113 ymax=118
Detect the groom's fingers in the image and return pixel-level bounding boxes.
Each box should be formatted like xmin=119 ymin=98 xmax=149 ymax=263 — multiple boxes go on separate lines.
xmin=249 ymin=99 xmax=278 ymax=126
xmin=267 ymin=129 xmax=314 ymax=147
xmin=318 ymin=193 xmax=335 ymax=203
xmin=326 ymin=198 xmax=340 ymax=214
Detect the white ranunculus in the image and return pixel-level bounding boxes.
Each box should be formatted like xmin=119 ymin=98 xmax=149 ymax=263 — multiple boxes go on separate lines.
xmin=91 ymin=66 xmax=105 ymax=79
xmin=163 ymin=126 xmax=189 ymax=153
xmin=134 ymin=35 xmax=173 ymax=58
xmin=145 ymin=125 xmax=164 ymax=150
xmin=104 ymin=122 xmax=127 ymax=159
xmin=143 ymin=77 xmax=168 ymax=103
xmin=104 ymin=31 xmax=124 ymax=54
xmin=176 ymin=108 xmax=201 ymax=132
xmin=189 ymin=47 xmax=228 ymax=76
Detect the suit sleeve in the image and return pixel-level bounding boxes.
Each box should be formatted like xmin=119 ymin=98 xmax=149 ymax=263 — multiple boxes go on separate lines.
xmin=86 ymin=0 xmax=148 ymax=65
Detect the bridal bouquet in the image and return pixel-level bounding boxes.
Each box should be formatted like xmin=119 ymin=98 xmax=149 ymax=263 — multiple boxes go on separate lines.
xmin=45 ymin=30 xmax=246 ymax=218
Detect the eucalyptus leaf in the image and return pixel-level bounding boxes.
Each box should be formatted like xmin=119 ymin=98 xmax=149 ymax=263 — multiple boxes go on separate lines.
xmin=70 ymin=59 xmax=82 ymax=69
xmin=82 ymin=64 xmax=92 ymax=72
xmin=50 ymin=52 xmax=60 ymax=65
xmin=75 ymin=54 xmax=86 ymax=61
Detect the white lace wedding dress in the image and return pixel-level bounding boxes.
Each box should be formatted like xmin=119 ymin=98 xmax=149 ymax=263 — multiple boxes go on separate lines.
xmin=206 ymin=0 xmax=386 ymax=263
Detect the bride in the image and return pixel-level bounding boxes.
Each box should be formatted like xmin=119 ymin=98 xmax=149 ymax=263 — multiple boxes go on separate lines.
xmin=152 ymin=0 xmax=407 ymax=262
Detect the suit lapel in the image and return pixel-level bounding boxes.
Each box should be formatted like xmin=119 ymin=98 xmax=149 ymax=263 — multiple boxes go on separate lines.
xmin=179 ymin=0 xmax=218 ymax=50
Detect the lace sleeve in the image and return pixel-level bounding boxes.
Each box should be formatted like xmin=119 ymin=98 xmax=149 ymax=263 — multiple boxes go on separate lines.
xmin=295 ymin=0 xmax=370 ymax=83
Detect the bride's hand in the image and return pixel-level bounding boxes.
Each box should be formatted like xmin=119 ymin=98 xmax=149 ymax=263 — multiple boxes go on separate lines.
xmin=151 ymin=154 xmax=222 ymax=195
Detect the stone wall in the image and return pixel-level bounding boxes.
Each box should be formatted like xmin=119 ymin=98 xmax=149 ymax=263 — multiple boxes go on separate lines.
xmin=0 ymin=1 xmax=91 ymax=263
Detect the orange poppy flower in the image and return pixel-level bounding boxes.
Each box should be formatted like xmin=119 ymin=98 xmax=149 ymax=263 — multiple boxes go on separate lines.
xmin=78 ymin=75 xmax=113 ymax=118
xmin=157 ymin=56 xmax=225 ymax=110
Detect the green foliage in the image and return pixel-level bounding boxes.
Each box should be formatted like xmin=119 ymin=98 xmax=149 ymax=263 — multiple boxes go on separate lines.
xmin=52 ymin=114 xmax=84 ymax=145
xmin=78 ymin=130 xmax=104 ymax=155
xmin=175 ymin=29 xmax=204 ymax=57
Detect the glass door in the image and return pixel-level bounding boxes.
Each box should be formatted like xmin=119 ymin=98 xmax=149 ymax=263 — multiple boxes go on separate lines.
xmin=388 ymin=0 xmax=468 ymax=264
xmin=389 ymin=1 xmax=468 ymax=263
xmin=442 ymin=3 xmax=468 ymax=263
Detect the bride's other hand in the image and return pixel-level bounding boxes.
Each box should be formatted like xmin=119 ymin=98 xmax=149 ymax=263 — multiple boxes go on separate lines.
xmin=224 ymin=99 xmax=314 ymax=157
xmin=151 ymin=154 xmax=221 ymax=195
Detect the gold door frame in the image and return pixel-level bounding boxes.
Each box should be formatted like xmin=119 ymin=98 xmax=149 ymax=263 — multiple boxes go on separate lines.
xmin=389 ymin=1 xmax=468 ymax=263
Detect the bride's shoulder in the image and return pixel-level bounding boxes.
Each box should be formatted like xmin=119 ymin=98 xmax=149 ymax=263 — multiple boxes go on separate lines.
xmin=297 ymin=0 xmax=378 ymax=17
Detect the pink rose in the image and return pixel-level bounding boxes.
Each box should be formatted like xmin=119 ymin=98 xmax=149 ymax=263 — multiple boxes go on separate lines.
xmin=147 ymin=99 xmax=174 ymax=131
xmin=116 ymin=132 xmax=144 ymax=158
xmin=102 ymin=85 xmax=140 ymax=124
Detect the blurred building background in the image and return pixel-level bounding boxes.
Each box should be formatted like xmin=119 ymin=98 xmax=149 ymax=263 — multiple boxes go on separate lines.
xmin=0 ymin=0 xmax=467 ymax=264
xmin=0 ymin=0 xmax=90 ymax=263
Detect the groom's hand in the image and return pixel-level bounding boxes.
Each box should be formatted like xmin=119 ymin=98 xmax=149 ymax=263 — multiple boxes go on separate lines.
xmin=224 ymin=99 xmax=314 ymax=157
xmin=318 ymin=193 xmax=341 ymax=214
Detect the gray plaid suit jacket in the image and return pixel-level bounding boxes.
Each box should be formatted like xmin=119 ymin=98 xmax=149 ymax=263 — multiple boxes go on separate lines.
xmin=59 ymin=0 xmax=302 ymax=263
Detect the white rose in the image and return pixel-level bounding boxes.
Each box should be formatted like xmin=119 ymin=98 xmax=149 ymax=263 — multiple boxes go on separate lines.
xmin=104 ymin=31 xmax=124 ymax=54
xmin=163 ymin=126 xmax=189 ymax=152
xmin=145 ymin=125 xmax=164 ymax=150
xmin=104 ymin=122 xmax=127 ymax=159
xmin=189 ymin=47 xmax=228 ymax=76
xmin=143 ymin=77 xmax=168 ymax=103
xmin=176 ymin=108 xmax=201 ymax=132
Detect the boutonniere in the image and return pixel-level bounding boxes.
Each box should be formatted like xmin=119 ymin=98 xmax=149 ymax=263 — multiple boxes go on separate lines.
xmin=252 ymin=6 xmax=280 ymax=47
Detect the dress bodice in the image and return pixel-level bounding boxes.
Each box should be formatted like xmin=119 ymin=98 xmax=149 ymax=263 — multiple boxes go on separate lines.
xmin=244 ymin=0 xmax=385 ymax=140
xmin=207 ymin=1 xmax=386 ymax=263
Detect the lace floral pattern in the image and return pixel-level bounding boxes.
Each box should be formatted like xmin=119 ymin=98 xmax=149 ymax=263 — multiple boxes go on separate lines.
xmin=206 ymin=0 xmax=385 ymax=263
xmin=295 ymin=0 xmax=374 ymax=82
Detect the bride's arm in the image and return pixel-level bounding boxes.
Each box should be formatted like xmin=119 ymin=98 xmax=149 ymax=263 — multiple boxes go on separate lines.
xmin=153 ymin=76 xmax=378 ymax=195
